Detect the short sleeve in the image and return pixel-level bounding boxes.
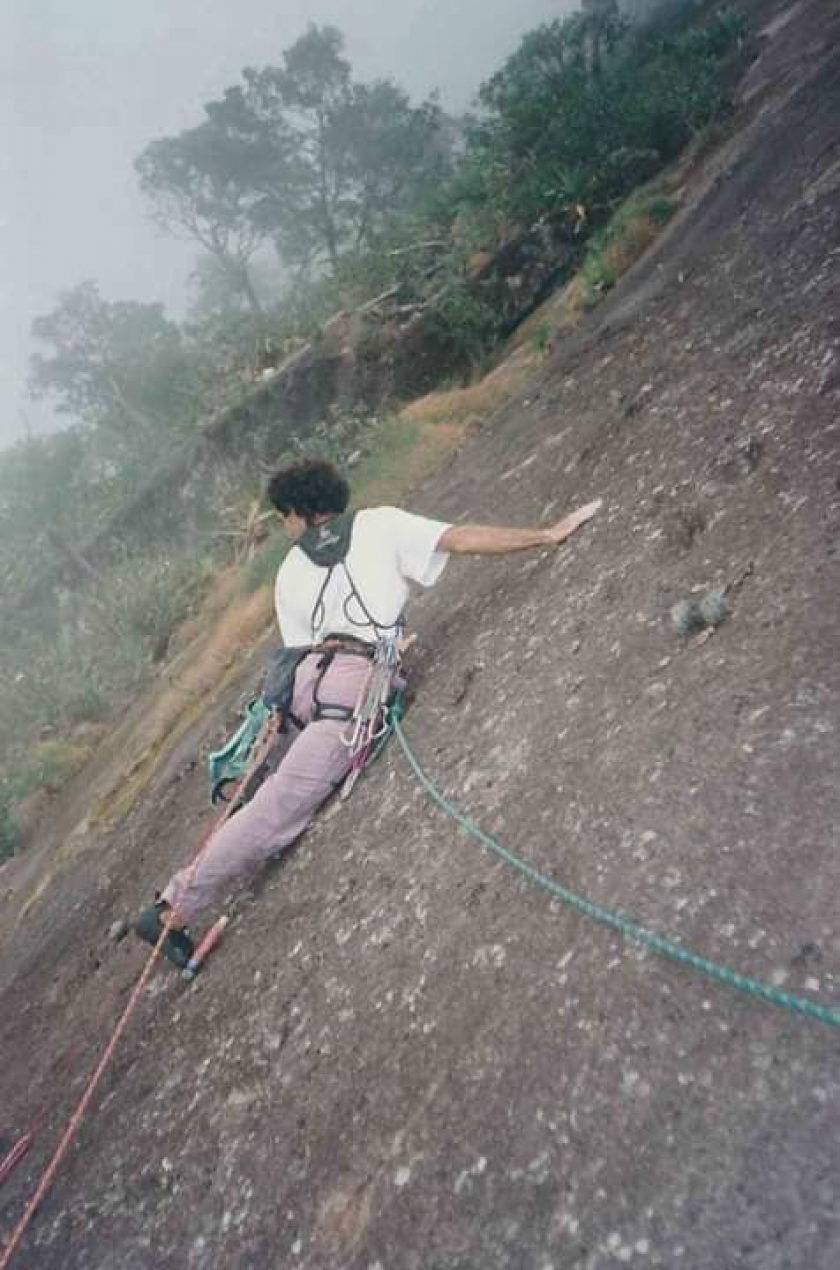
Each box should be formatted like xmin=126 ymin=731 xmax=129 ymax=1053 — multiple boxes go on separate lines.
xmin=384 ymin=507 xmax=451 ymax=588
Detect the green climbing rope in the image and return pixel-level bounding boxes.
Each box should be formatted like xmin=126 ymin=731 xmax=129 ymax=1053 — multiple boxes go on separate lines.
xmin=392 ymin=718 xmax=840 ymax=1030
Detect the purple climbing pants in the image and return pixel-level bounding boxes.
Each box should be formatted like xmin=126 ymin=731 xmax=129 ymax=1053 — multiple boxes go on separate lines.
xmin=163 ymin=651 xmax=372 ymax=925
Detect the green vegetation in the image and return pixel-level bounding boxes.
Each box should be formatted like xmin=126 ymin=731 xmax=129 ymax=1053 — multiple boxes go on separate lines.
xmin=0 ymin=2 xmax=748 ymax=828
xmin=136 ymin=25 xmax=448 ymax=299
xmin=345 ymin=416 xmax=423 ymax=492
xmin=530 ymin=323 xmax=552 ymax=359
xmin=581 ymin=188 xmax=678 ymax=299
xmin=3 ymin=740 xmax=93 ymax=805
xmin=425 ymin=291 xmax=500 ymax=366
xmin=452 ymin=6 xmax=744 ymax=238
xmin=0 ymin=551 xmax=213 ymax=829
xmin=0 ymin=804 xmax=20 ymax=862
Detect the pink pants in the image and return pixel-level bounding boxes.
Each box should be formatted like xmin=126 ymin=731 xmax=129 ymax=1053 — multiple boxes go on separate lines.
xmin=163 ymin=651 xmax=373 ymax=925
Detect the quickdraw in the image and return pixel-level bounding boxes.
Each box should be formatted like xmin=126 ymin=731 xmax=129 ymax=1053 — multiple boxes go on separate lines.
xmin=340 ymin=623 xmax=405 ymax=799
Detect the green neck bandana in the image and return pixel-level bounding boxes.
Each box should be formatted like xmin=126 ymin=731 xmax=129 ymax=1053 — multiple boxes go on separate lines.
xmin=296 ymin=510 xmax=357 ymax=568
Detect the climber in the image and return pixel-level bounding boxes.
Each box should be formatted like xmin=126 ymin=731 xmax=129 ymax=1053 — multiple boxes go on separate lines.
xmin=134 ymin=457 xmax=601 ymax=967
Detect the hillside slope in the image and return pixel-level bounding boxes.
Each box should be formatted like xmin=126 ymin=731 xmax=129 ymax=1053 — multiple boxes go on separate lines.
xmin=2 ymin=2 xmax=839 ymax=1267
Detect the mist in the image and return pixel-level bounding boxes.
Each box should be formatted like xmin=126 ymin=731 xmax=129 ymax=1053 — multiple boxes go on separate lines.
xmin=0 ymin=0 xmax=573 ymax=449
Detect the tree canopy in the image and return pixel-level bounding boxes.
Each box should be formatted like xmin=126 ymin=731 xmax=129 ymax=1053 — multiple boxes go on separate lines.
xmin=136 ymin=25 xmax=450 ymax=283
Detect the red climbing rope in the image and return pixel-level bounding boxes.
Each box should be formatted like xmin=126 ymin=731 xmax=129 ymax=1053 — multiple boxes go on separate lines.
xmin=0 ymin=1138 xmax=33 ymax=1190
xmin=0 ymin=714 xmax=281 ymax=1269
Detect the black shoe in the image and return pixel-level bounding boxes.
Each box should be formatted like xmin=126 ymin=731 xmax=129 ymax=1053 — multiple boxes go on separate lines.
xmin=133 ymin=900 xmax=194 ymax=969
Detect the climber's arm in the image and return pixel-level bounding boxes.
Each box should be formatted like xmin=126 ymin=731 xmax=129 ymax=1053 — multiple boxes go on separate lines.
xmin=437 ymin=499 xmax=601 ymax=557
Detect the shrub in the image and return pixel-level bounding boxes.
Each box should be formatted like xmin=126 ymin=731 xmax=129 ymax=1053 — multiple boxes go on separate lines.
xmin=425 ymin=288 xmax=499 ymax=365
xmin=530 ymin=323 xmax=552 ymax=358
xmin=82 ymin=552 xmax=215 ymax=682
xmin=3 ymin=740 xmax=92 ymax=803
xmin=583 ymin=252 xmax=619 ymax=296
xmin=0 ymin=547 xmax=216 ymax=814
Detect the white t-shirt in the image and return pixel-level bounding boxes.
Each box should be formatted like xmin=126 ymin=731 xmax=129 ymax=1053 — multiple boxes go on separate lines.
xmin=274 ymin=506 xmax=452 ymax=646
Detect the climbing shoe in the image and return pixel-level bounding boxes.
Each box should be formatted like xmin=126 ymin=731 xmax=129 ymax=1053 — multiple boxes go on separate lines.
xmin=133 ymin=900 xmax=194 ymax=970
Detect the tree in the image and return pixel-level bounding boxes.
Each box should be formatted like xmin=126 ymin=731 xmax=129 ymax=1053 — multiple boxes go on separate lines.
xmin=454 ymin=4 xmax=743 ymax=238
xmin=137 ymin=25 xmax=450 ymax=286
xmin=29 ymin=281 xmax=206 ymax=473
xmin=0 ymin=427 xmax=105 ymax=593
xmin=242 ymin=24 xmax=353 ymax=274
xmin=136 ymin=121 xmax=269 ymax=313
xmin=184 ymin=253 xmax=297 ymax=388
xmin=334 ymin=82 xmax=450 ymax=255
xmin=238 ymin=27 xmax=451 ymax=275
xmin=472 ymin=11 xmax=630 ymax=227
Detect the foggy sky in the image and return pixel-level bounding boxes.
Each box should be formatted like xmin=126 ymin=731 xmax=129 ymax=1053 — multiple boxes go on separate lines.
xmin=0 ymin=0 xmax=573 ymax=450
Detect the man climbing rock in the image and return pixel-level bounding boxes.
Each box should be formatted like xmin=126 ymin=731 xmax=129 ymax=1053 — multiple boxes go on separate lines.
xmin=135 ymin=457 xmax=600 ymax=968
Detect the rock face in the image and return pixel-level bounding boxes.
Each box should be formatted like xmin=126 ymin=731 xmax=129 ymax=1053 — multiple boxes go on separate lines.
xmin=2 ymin=2 xmax=840 ymax=1268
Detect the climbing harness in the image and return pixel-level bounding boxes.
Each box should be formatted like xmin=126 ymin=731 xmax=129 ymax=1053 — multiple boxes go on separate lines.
xmin=206 ymin=634 xmax=399 ymax=808
xmin=391 ymin=717 xmax=840 ymax=1031
xmin=262 ymin=645 xmax=313 ymax=725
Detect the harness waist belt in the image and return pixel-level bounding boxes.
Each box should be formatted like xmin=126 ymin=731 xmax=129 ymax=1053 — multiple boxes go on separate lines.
xmin=316 ymin=634 xmax=376 ymax=659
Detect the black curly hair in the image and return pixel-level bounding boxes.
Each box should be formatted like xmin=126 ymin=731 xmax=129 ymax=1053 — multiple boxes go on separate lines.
xmin=266 ymin=458 xmax=350 ymax=523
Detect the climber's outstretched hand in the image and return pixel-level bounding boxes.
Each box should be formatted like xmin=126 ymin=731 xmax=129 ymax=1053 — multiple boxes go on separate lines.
xmin=543 ymin=498 xmax=602 ymax=546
